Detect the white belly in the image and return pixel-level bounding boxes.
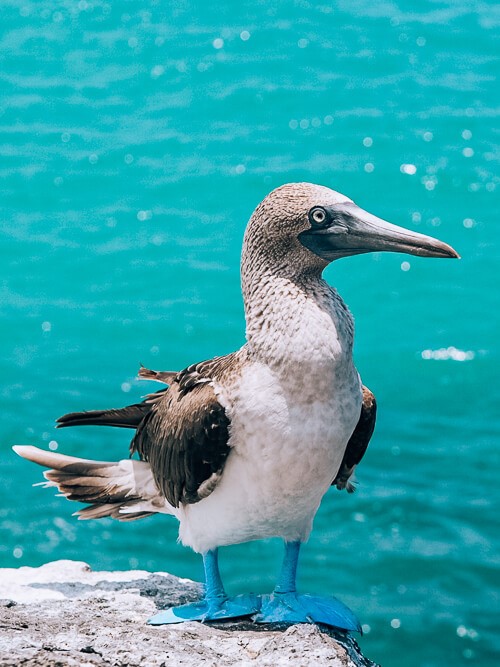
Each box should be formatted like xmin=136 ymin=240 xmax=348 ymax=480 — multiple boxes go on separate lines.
xmin=177 ymin=361 xmax=362 ymax=553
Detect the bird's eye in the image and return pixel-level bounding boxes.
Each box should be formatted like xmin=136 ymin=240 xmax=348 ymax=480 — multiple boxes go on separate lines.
xmin=309 ymin=207 xmax=327 ymax=226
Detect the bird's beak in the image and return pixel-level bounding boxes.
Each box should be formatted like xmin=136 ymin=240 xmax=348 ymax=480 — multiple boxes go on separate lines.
xmin=299 ymin=203 xmax=460 ymax=261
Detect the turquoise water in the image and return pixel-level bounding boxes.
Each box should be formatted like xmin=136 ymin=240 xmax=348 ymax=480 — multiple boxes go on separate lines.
xmin=1 ymin=0 xmax=498 ymax=664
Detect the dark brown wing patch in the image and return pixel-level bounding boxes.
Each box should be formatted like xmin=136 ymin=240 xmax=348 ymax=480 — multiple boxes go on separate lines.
xmin=176 ymin=354 xmax=237 ymax=396
xmin=333 ymin=385 xmax=377 ymax=492
xmin=56 ymin=389 xmax=168 ymax=430
xmin=131 ymin=368 xmax=231 ymax=508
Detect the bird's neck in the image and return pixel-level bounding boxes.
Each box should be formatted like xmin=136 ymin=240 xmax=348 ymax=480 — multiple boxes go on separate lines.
xmin=241 ymin=263 xmax=355 ymax=377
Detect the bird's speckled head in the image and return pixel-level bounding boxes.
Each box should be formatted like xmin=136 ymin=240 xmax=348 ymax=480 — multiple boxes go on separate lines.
xmin=255 ymin=182 xmax=354 ymax=225
xmin=246 ymin=182 xmax=352 ymax=241
xmin=242 ymin=181 xmax=458 ymax=279
xmin=242 ymin=183 xmax=352 ymax=275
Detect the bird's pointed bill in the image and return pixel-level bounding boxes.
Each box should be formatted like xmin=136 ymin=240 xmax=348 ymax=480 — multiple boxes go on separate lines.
xmin=299 ymin=202 xmax=460 ymax=261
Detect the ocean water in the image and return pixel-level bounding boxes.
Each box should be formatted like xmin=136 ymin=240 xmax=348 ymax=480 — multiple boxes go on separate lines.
xmin=0 ymin=0 xmax=498 ymax=664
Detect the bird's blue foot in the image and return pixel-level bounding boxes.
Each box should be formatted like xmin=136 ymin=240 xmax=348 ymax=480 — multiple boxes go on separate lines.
xmin=254 ymin=591 xmax=361 ymax=632
xmin=147 ymin=592 xmax=260 ymax=625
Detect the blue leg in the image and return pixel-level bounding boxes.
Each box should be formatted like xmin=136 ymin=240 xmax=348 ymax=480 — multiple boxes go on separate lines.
xmin=255 ymin=541 xmax=361 ymax=632
xmin=147 ymin=549 xmax=259 ymax=625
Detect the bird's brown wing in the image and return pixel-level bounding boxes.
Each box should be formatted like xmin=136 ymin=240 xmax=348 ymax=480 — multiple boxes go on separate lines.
xmin=56 ymin=388 xmax=169 ymax=429
xmin=130 ymin=355 xmax=236 ymax=508
xmin=137 ymin=366 xmax=178 ymax=384
xmin=56 ymin=365 xmax=177 ymax=429
xmin=332 ymin=385 xmax=377 ymax=492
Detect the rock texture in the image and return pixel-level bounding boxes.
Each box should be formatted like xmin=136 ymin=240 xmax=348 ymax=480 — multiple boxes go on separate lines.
xmin=0 ymin=560 xmax=377 ymax=667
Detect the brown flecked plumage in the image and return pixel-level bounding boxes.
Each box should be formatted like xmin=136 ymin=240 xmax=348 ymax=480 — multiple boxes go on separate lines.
xmin=130 ymin=361 xmax=233 ymax=508
xmin=14 ymin=182 xmax=458 ymax=551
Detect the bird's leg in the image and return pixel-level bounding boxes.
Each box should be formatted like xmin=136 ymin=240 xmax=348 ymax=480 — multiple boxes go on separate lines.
xmin=147 ymin=548 xmax=259 ymax=625
xmin=202 ymin=548 xmax=228 ymax=609
xmin=255 ymin=540 xmax=361 ymax=632
xmin=274 ymin=540 xmax=300 ymax=593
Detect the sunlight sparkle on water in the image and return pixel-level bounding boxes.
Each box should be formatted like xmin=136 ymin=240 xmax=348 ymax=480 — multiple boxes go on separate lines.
xmin=400 ymin=163 xmax=417 ymax=175
xmin=421 ymin=347 xmax=475 ymax=362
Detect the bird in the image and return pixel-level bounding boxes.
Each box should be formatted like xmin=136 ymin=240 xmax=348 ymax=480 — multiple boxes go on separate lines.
xmin=14 ymin=182 xmax=459 ymax=631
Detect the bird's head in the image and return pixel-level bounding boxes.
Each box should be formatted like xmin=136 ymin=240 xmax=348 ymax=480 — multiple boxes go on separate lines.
xmin=243 ymin=182 xmax=459 ymax=276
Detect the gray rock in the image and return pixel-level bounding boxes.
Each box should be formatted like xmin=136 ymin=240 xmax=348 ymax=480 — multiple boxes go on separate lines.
xmin=0 ymin=560 xmax=378 ymax=666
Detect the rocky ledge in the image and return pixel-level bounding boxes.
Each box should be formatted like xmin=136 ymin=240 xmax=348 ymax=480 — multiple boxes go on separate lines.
xmin=0 ymin=560 xmax=377 ymax=666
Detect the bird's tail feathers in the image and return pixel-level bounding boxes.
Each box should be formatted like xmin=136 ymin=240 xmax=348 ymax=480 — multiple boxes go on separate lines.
xmin=13 ymin=445 xmax=168 ymax=521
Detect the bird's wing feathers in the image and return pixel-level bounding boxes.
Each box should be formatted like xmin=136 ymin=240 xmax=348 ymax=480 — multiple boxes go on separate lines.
xmin=56 ymin=382 xmax=171 ymax=430
xmin=54 ymin=356 xmax=234 ymax=509
xmin=333 ymin=385 xmax=377 ymax=492
xmin=175 ymin=354 xmax=237 ymax=396
xmin=130 ymin=356 xmax=233 ymax=508
xmin=56 ymin=400 xmax=158 ymax=429
xmin=137 ymin=366 xmax=178 ymax=384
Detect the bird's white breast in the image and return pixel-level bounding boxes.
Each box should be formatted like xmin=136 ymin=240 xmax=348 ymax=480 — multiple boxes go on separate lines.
xmin=177 ymin=284 xmax=362 ymax=554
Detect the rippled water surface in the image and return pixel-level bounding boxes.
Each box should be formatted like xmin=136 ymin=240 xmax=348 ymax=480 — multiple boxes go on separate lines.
xmin=1 ymin=1 xmax=498 ymax=665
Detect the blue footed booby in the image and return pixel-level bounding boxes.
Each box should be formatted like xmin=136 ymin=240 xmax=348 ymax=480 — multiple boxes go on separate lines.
xmin=14 ymin=183 xmax=459 ymax=631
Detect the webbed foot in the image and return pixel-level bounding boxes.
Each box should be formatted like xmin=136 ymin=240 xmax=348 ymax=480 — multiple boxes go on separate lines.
xmin=254 ymin=591 xmax=361 ymax=632
xmin=147 ymin=593 xmax=260 ymax=625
